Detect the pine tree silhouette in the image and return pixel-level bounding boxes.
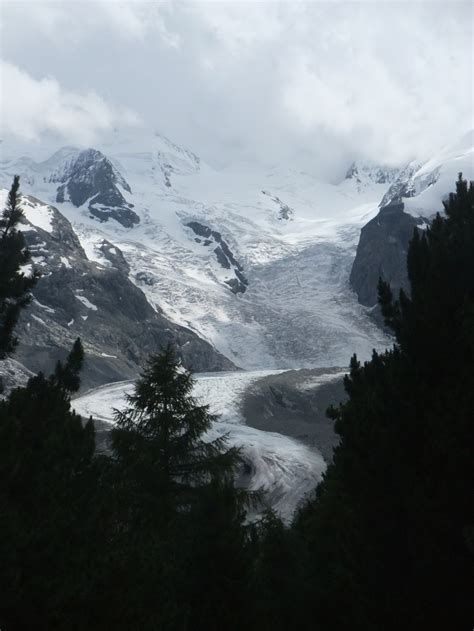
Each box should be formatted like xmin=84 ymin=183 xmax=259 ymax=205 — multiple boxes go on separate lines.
xmin=0 ymin=176 xmax=39 ymax=360
xmin=107 ymin=345 xmax=249 ymax=630
xmin=112 ymin=344 xmax=240 ymax=520
xmin=295 ymin=175 xmax=474 ymax=630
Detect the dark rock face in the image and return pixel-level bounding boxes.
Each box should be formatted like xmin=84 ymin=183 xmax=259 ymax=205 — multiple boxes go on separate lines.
xmin=186 ymin=221 xmax=212 ymax=239
xmin=186 ymin=221 xmax=249 ymax=294
xmin=350 ymin=202 xmax=423 ymax=307
xmin=97 ymin=239 xmax=130 ymax=275
xmin=345 ymin=163 xmax=359 ymax=180
xmin=53 ymin=149 xmax=140 ymax=228
xmin=15 ymin=197 xmax=235 ymax=389
xmin=350 ymin=160 xmax=446 ymax=310
xmin=135 ymin=271 xmax=156 ymax=286
xmin=262 ymin=190 xmax=294 ymax=220
xmin=160 ymin=163 xmax=173 ymax=188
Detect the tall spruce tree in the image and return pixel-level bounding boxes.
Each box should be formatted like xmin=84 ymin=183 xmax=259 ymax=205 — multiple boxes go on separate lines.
xmin=295 ymin=175 xmax=474 ymax=630
xmin=111 ymin=344 xmax=240 ymax=518
xmin=0 ymin=176 xmax=39 ymax=360
xmin=108 ymin=345 xmax=248 ymax=630
xmin=251 ymin=510 xmax=304 ymax=630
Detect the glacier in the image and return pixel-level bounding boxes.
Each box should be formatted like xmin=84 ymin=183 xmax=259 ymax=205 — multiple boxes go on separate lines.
xmin=2 ymin=128 xmax=471 ymax=518
xmin=73 ymin=369 xmax=328 ymax=523
xmin=0 ymin=130 xmax=394 ymax=370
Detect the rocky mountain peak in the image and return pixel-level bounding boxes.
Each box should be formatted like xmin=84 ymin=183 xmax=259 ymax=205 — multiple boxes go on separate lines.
xmin=151 ymin=132 xmax=201 ymax=188
xmin=344 ymin=162 xmax=400 ymax=186
xmin=52 ymin=148 xmax=139 ymax=228
xmin=351 ymin=132 xmax=473 ymax=310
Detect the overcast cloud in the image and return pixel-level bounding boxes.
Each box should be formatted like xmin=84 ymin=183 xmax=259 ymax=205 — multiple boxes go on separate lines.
xmin=0 ymin=0 xmax=472 ymax=176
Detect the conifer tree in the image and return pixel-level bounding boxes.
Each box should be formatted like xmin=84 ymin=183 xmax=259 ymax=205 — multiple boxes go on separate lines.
xmin=0 ymin=338 xmax=99 ymax=629
xmin=0 ymin=176 xmax=39 ymax=359
xmin=295 ymin=175 xmax=474 ymax=630
xmin=252 ymin=510 xmax=303 ymax=630
xmin=182 ymin=477 xmax=253 ymax=631
xmin=108 ymin=345 xmax=246 ymax=629
xmin=111 ymin=344 xmax=240 ymax=518
xmin=50 ymin=337 xmax=85 ymax=393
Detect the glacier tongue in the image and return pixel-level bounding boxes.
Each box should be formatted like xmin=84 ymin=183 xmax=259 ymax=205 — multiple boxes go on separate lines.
xmin=73 ymin=370 xmax=327 ymax=523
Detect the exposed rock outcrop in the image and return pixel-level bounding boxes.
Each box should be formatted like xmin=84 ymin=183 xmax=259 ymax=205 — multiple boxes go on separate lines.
xmin=186 ymin=221 xmax=249 ymax=294
xmin=349 ymin=201 xmax=423 ymax=307
xmin=261 ymin=190 xmax=294 ymax=220
xmin=378 ymin=162 xmax=423 ymax=207
xmin=0 ymin=359 xmax=35 ymax=396
xmin=52 ymin=149 xmax=140 ymax=228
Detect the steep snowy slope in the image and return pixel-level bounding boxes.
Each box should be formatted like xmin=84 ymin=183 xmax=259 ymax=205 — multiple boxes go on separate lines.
xmin=0 ymin=129 xmax=393 ymax=370
xmin=403 ymin=129 xmax=474 ymax=218
xmin=351 ymin=132 xmax=474 ymax=306
xmin=379 ymin=130 xmax=474 ymax=216
xmin=0 ymin=189 xmax=234 ymax=388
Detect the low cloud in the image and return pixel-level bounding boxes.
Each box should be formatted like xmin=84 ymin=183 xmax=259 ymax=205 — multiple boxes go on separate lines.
xmin=1 ymin=1 xmax=472 ymax=174
xmin=0 ymin=60 xmax=140 ymax=145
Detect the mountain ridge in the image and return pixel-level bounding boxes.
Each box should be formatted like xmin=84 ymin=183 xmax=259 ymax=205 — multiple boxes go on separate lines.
xmin=350 ymin=132 xmax=474 ymax=307
xmin=0 ymin=189 xmax=234 ymax=388
xmin=1 ymin=129 xmax=471 ymax=375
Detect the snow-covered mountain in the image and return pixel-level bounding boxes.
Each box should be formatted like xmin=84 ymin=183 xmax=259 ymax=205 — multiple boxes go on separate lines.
xmin=379 ymin=132 xmax=474 ymax=213
xmin=0 ymin=189 xmax=234 ymax=389
xmin=2 ymin=129 xmax=471 ymax=372
xmin=344 ymin=161 xmax=400 ymax=189
xmin=0 ymin=130 xmax=395 ymax=374
xmin=2 ymin=129 xmax=471 ymax=520
xmin=350 ymin=131 xmax=474 ymax=307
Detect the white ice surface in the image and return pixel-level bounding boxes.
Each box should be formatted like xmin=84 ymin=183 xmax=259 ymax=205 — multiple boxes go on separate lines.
xmin=73 ymin=370 xmax=327 ymax=522
xmin=404 ymin=131 xmax=474 ymax=219
xmin=0 ymin=133 xmax=394 ymax=370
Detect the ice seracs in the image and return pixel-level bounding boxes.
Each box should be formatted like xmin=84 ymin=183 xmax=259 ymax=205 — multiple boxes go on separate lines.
xmin=2 ymin=128 xmax=471 ymax=371
xmin=0 ymin=130 xmax=395 ymax=371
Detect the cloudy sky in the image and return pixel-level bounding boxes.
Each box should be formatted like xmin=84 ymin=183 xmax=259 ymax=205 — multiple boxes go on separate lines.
xmin=1 ymin=0 xmax=473 ymax=176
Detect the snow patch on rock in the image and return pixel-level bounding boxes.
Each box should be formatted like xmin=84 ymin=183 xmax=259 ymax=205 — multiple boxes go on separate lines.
xmin=75 ymin=294 xmax=98 ymax=311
